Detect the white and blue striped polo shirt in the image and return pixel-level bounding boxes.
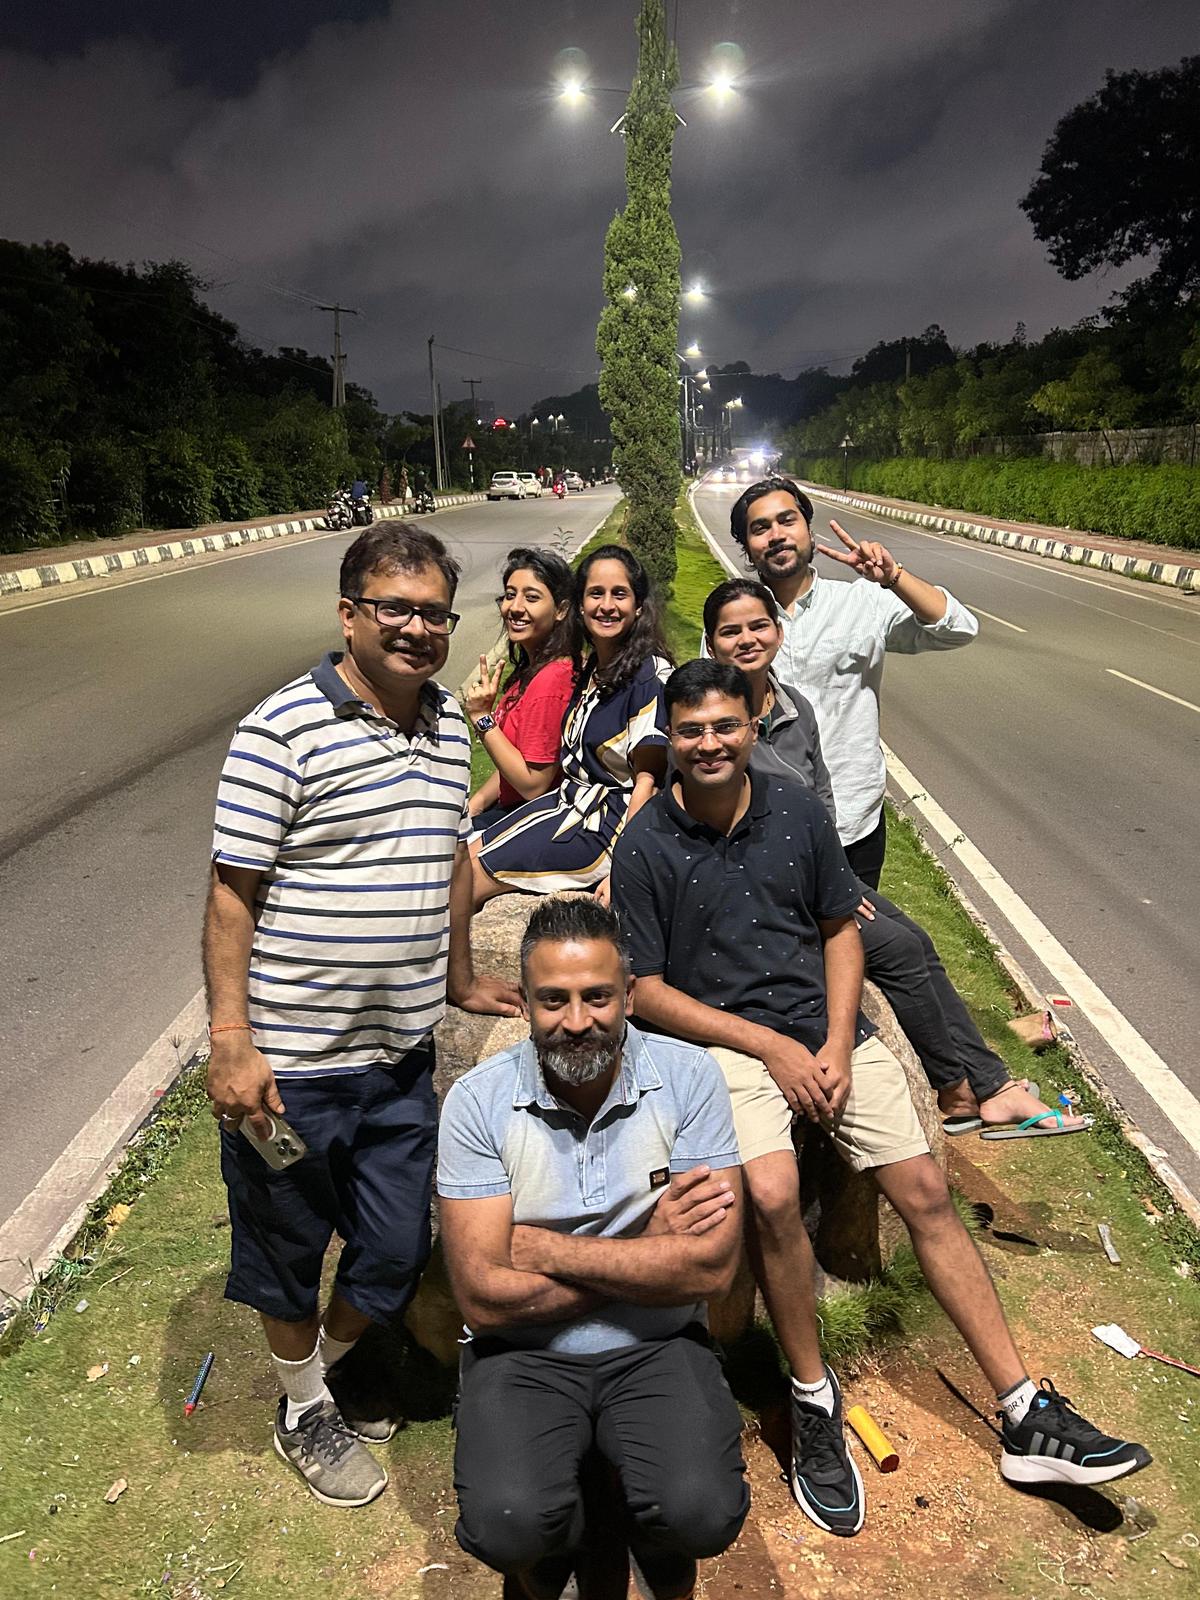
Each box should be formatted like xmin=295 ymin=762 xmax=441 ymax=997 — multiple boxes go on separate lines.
xmin=211 ymin=651 xmax=472 ymax=1077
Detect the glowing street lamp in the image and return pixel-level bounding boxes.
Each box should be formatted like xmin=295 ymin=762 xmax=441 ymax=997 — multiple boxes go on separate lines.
xmin=709 ymin=70 xmax=736 ymax=101
xmin=560 ymin=79 xmax=585 ymax=104
xmin=684 ymin=342 xmax=702 ymax=359
xmin=685 ymin=283 xmax=707 ymax=305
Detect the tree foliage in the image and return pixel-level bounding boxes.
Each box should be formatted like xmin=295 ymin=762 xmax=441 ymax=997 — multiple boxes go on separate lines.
xmin=596 ymin=0 xmax=682 ymax=591
xmin=1020 ymin=56 xmax=1200 ymax=301
xmin=0 ymin=240 xmax=391 ymax=551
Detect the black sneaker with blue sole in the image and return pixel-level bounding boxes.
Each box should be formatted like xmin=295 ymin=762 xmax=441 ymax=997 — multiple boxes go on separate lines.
xmin=790 ymin=1364 xmax=865 ymax=1537
xmin=1000 ymin=1379 xmax=1152 ymax=1487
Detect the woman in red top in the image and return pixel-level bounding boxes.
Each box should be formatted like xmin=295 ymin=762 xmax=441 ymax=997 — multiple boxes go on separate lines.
xmin=465 ymin=547 xmax=577 ymax=833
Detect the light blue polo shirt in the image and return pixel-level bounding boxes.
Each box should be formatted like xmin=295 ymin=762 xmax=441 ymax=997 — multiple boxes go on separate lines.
xmin=437 ymin=1025 xmax=740 ymax=1354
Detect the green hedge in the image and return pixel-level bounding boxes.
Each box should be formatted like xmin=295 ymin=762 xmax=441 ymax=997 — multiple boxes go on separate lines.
xmin=66 ymin=438 xmax=143 ymax=537
xmin=797 ymin=455 xmax=1200 ymax=551
xmin=0 ymin=437 xmax=66 ymax=548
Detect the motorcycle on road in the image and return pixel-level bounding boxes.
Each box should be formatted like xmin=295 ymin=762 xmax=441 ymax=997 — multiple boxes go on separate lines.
xmin=325 ymin=489 xmax=353 ymax=530
xmin=351 ymin=493 xmax=375 ymax=526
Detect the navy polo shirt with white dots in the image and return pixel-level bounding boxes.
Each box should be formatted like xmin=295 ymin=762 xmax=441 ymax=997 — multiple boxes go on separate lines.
xmin=610 ymin=768 xmax=873 ymax=1053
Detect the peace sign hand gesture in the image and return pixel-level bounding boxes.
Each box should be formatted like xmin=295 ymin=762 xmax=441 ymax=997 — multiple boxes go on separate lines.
xmin=815 ymin=520 xmax=902 ymax=587
xmin=465 ymin=654 xmax=505 ymax=721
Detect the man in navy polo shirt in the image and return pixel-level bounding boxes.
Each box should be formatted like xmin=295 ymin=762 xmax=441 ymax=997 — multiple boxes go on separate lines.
xmin=203 ymin=523 xmax=520 ymax=1508
xmin=438 ymin=897 xmax=749 ymax=1600
xmin=611 ymin=660 xmax=1149 ymax=1536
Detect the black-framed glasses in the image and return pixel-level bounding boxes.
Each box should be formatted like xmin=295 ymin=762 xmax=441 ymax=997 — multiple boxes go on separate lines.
xmin=671 ymin=717 xmax=754 ymax=744
xmin=349 ymin=597 xmax=461 ymax=633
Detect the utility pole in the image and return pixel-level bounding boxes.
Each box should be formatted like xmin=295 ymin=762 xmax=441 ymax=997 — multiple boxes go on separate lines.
xmin=317 ymin=304 xmax=360 ymax=407
xmin=462 ymin=376 xmax=483 ymax=419
xmin=904 ymin=338 xmax=912 ymax=384
xmin=428 ymin=335 xmax=445 ymax=492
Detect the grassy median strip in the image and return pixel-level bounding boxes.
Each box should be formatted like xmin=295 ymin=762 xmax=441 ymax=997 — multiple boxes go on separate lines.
xmin=3 ymin=492 xmax=1198 ymax=1596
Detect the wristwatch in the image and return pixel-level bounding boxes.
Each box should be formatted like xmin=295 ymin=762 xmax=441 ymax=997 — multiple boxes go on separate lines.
xmin=473 ymin=714 xmax=496 ymax=736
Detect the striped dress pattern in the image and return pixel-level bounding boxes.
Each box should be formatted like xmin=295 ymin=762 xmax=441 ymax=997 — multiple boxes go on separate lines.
xmin=477 ymin=654 xmax=671 ymax=894
xmin=211 ymin=652 xmax=471 ymax=1077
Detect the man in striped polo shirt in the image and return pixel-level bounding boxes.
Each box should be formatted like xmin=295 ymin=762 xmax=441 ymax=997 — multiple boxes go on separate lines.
xmin=203 ymin=523 xmax=520 ymax=1508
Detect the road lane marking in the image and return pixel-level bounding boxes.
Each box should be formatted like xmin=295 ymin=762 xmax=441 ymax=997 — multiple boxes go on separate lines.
xmin=883 ymin=741 xmax=1200 ymax=1158
xmin=971 ymin=606 xmax=1025 ymax=633
xmin=1105 ymin=669 xmax=1200 ymax=715
xmin=690 ymin=482 xmax=1200 ymax=1159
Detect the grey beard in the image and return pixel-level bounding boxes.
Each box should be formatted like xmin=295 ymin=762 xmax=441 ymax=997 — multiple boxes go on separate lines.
xmin=539 ymin=1036 xmax=622 ymax=1086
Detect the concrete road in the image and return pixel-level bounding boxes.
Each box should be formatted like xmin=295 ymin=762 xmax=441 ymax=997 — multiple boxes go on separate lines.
xmin=693 ymin=478 xmax=1200 ymax=1196
xmin=0 ymin=488 xmax=617 ymax=1230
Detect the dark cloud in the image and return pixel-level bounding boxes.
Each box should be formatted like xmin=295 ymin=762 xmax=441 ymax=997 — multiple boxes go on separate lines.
xmin=2 ymin=1 xmax=1195 ymax=413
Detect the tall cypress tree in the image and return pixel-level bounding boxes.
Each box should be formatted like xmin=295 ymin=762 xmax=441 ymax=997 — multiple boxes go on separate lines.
xmin=597 ymin=0 xmax=681 ymax=591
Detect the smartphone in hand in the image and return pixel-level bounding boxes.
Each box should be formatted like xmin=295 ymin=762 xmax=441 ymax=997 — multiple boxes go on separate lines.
xmin=239 ymin=1114 xmax=308 ymax=1171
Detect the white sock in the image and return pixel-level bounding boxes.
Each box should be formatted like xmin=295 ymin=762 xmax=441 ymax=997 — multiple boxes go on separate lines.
xmin=274 ymin=1345 xmax=332 ymax=1428
xmin=319 ymin=1325 xmax=360 ymax=1374
xmin=791 ymin=1371 xmax=835 ymax=1416
xmin=998 ymin=1376 xmax=1037 ymax=1425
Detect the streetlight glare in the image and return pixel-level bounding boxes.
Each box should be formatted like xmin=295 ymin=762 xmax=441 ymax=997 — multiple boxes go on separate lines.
xmin=709 ymin=72 xmax=736 ymax=99
xmin=560 ymin=78 xmax=585 ymax=103
xmin=685 ymin=283 xmax=706 ymax=304
xmin=685 ymin=342 xmax=702 ymax=358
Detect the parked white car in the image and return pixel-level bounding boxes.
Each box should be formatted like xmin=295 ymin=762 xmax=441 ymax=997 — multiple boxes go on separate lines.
xmin=564 ymin=471 xmax=585 ymax=492
xmin=487 ymin=472 xmax=526 ymax=501
xmin=517 ymin=473 xmax=544 ymax=497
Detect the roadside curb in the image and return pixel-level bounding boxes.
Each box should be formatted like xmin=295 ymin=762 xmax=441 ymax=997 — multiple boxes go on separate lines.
xmin=686 ymin=480 xmax=1200 ymax=1236
xmin=0 ymin=495 xmax=486 ymax=598
xmin=797 ymin=480 xmax=1199 ymax=594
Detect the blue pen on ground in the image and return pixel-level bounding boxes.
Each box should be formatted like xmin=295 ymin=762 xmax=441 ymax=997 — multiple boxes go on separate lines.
xmin=184 ymin=1351 xmax=214 ymax=1417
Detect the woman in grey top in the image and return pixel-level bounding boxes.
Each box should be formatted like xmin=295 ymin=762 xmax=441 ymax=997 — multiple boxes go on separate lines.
xmin=703 ymin=578 xmax=1088 ymax=1141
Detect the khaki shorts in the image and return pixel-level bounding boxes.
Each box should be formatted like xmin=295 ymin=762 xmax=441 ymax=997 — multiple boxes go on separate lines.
xmin=710 ymin=1035 xmax=929 ymax=1173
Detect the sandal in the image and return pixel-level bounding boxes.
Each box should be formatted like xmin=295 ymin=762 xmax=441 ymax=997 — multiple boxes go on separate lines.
xmin=980 ymin=1108 xmax=1093 ymax=1141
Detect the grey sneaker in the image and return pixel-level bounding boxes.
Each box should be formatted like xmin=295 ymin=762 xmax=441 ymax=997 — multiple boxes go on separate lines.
xmin=273 ymin=1397 xmax=388 ymax=1507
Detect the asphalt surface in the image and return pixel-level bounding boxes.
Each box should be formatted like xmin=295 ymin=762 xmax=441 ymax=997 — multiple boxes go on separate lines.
xmin=694 ymin=479 xmax=1200 ymax=1196
xmin=0 ymin=488 xmax=617 ymax=1230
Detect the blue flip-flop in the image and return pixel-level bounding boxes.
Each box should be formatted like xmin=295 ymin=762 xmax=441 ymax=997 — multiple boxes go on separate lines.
xmin=980 ymin=1109 xmax=1093 ymax=1141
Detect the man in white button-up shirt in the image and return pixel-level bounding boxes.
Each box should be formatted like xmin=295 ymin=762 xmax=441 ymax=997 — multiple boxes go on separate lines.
xmin=724 ymin=477 xmax=978 ymax=886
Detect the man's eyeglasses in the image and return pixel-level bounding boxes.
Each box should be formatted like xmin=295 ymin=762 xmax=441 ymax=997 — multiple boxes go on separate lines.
xmin=670 ymin=718 xmax=754 ymax=744
xmin=349 ymin=597 xmax=461 ymax=633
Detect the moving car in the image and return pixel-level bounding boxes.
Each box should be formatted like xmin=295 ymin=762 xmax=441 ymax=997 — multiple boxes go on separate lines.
xmin=517 ymin=473 xmax=544 ymax=497
xmin=487 ymin=472 xmax=526 ymax=501
xmin=563 ymin=471 xmax=585 ymax=492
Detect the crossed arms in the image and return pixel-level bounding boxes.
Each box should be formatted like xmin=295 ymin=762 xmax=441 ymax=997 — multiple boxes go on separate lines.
xmin=440 ymin=1166 xmax=743 ymax=1335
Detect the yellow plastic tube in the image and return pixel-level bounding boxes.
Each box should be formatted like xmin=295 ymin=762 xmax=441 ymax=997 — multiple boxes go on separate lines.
xmin=846 ymin=1405 xmax=899 ymax=1473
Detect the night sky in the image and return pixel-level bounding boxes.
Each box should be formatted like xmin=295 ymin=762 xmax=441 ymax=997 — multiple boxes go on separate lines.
xmin=3 ymin=1 xmax=1196 ymax=413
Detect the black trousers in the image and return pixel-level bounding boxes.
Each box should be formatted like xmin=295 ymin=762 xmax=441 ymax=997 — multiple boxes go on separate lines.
xmin=859 ymin=889 xmax=1010 ymax=1101
xmin=453 ymin=1331 xmax=749 ymax=1581
xmin=844 ymin=809 xmax=887 ymax=889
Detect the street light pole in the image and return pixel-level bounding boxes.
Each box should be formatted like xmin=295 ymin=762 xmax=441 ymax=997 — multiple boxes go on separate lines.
xmin=427 ymin=335 xmax=445 ymax=493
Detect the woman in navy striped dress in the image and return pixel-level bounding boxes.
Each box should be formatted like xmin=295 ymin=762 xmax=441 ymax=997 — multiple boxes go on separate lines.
xmin=470 ymin=545 xmax=673 ymax=908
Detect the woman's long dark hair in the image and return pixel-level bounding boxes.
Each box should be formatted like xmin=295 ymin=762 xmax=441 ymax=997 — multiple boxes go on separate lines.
xmin=499 ymin=547 xmax=575 ymax=698
xmin=571 ymin=544 xmax=673 ymax=692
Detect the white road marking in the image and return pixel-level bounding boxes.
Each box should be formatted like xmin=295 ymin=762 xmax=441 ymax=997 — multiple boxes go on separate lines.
xmin=884 ymin=741 xmax=1200 ymax=1159
xmin=1105 ymin=669 xmax=1200 ymax=716
xmin=690 ymin=483 xmax=1200 ymax=1160
xmin=970 ymin=606 xmax=1025 ymax=633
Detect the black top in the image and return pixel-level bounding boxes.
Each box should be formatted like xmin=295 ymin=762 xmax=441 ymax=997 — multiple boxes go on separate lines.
xmin=610 ymin=768 xmax=873 ymax=1052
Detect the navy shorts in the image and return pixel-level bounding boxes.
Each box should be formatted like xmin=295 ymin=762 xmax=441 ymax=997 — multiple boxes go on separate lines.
xmin=220 ymin=1041 xmax=437 ymax=1324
